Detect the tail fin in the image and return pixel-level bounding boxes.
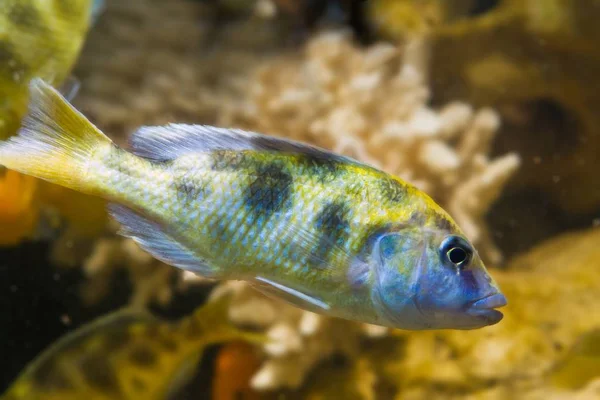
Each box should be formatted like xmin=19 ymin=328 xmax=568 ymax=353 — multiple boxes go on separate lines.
xmin=0 ymin=78 xmax=112 ymax=192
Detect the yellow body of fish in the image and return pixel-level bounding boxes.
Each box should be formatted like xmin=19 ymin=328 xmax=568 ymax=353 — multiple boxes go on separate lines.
xmin=0 ymin=79 xmax=506 ymax=330
xmin=1 ymin=296 xmax=259 ymax=400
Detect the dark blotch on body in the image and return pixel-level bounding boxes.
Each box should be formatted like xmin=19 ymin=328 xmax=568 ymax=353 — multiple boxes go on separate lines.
xmin=409 ymin=211 xmax=426 ymax=226
xmin=312 ymin=201 xmax=351 ymax=266
xmin=244 ymin=161 xmax=293 ymax=216
xmin=251 ymin=135 xmax=347 ymax=182
xmin=129 ymin=345 xmax=157 ymax=367
xmin=433 ymin=213 xmax=454 ymax=232
xmin=9 ymin=3 xmax=44 ymax=29
xmin=295 ymin=154 xmax=343 ymax=183
xmin=80 ymin=352 xmax=120 ymax=392
xmin=380 ymin=178 xmax=408 ymax=204
xmin=174 ymin=174 xmax=210 ymax=203
xmin=210 ymin=151 xmax=248 ymax=171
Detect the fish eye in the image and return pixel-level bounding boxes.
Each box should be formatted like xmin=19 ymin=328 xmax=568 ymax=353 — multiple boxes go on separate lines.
xmin=440 ymin=236 xmax=472 ymax=268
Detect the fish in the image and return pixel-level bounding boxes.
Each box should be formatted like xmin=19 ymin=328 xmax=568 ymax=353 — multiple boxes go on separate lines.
xmin=1 ymin=296 xmax=260 ymax=400
xmin=0 ymin=79 xmax=507 ymax=330
xmin=0 ymin=0 xmax=103 ymax=140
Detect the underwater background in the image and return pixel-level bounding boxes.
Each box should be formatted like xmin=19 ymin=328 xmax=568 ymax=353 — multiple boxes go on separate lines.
xmin=1 ymin=0 xmax=600 ymax=399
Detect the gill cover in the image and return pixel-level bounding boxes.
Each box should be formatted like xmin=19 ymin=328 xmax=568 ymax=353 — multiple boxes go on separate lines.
xmin=371 ymin=229 xmax=429 ymax=330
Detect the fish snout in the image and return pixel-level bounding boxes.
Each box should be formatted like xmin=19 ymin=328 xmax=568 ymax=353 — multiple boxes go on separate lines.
xmin=466 ymin=292 xmax=507 ymax=325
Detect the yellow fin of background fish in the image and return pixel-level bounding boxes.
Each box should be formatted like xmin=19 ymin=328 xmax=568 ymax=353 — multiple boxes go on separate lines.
xmin=0 ymin=0 xmax=106 ymax=244
xmin=0 ymin=78 xmax=112 ymax=193
xmin=1 ymin=295 xmax=263 ymax=400
xmin=0 ymin=0 xmax=96 ymax=140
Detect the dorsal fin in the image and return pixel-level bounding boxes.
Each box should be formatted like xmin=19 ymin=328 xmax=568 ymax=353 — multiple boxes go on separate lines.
xmin=129 ymin=123 xmax=355 ymax=163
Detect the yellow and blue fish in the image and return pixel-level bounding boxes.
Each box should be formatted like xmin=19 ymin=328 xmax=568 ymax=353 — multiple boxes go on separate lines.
xmin=0 ymin=79 xmax=507 ymax=330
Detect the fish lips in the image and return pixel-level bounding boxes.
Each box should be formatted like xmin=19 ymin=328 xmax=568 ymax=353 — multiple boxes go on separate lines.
xmin=466 ymin=292 xmax=508 ymax=325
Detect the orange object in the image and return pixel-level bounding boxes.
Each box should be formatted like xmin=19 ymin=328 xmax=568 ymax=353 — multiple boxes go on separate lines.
xmin=0 ymin=169 xmax=39 ymax=245
xmin=212 ymin=341 xmax=262 ymax=400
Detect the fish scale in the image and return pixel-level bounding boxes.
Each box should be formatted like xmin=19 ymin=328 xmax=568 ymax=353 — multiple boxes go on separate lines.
xmin=0 ymin=79 xmax=507 ymax=330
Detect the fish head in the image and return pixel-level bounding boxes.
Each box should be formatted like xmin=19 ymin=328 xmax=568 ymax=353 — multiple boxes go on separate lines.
xmin=371 ymin=226 xmax=506 ymax=330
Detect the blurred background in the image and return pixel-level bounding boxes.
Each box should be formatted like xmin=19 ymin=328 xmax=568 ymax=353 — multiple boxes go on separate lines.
xmin=1 ymin=0 xmax=600 ymax=399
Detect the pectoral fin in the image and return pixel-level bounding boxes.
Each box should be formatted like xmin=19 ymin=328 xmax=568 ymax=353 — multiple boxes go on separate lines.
xmin=250 ymin=276 xmax=331 ymax=312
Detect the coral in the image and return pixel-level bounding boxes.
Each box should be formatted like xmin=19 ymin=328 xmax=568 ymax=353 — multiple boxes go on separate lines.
xmin=75 ymin=236 xmax=175 ymax=308
xmin=219 ymin=31 xmax=519 ymax=264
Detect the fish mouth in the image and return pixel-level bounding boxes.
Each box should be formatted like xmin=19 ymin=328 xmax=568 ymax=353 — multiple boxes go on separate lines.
xmin=467 ymin=293 xmax=508 ymax=325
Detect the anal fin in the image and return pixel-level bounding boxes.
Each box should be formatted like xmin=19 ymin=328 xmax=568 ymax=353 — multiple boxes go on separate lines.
xmin=108 ymin=204 xmax=218 ymax=278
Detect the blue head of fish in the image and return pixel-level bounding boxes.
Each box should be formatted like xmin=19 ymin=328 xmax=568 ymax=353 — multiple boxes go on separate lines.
xmin=371 ymin=228 xmax=507 ymax=330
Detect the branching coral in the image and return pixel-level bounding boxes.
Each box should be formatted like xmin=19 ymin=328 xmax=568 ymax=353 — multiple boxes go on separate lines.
xmin=79 ymin=236 xmax=175 ymax=308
